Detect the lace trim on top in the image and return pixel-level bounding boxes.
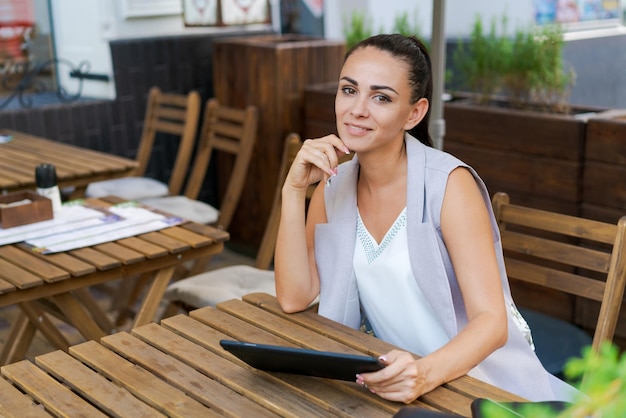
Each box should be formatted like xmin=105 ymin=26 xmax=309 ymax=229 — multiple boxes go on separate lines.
xmin=356 ymin=208 xmax=407 ymax=264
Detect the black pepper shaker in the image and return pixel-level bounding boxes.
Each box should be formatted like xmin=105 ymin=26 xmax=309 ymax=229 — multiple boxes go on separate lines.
xmin=35 ymin=163 xmax=62 ymax=211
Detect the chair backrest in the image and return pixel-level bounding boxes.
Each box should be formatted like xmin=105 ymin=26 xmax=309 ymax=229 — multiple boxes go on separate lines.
xmin=134 ymin=87 xmax=201 ymax=195
xmin=183 ymin=98 xmax=258 ymax=231
xmin=255 ymin=133 xmax=305 ymax=270
xmin=492 ymin=192 xmax=626 ymax=350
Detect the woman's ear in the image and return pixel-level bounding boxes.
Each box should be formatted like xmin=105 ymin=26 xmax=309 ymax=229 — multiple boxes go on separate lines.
xmin=404 ymin=98 xmax=429 ymax=131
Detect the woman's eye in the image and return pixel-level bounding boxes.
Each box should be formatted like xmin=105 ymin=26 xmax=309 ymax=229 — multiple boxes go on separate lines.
xmin=341 ymin=86 xmax=357 ymax=95
xmin=373 ymin=94 xmax=391 ymax=103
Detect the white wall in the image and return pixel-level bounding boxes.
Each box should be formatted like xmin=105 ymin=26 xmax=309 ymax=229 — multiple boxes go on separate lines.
xmin=325 ymin=0 xmax=549 ymax=41
xmin=49 ymin=0 xmax=277 ymax=100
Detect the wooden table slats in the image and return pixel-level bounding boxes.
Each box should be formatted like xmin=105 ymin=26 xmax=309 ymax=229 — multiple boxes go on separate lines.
xmin=116 ymin=236 xmax=170 ymax=259
xmin=1 ymin=360 xmax=108 ymax=417
xmin=160 ymin=227 xmax=213 ymax=248
xmin=0 ymin=258 xmax=42 ymax=290
xmin=183 ymin=222 xmax=230 ymax=242
xmin=0 ymin=247 xmax=69 ymax=283
xmin=35 ymin=350 xmax=166 ymax=418
xmin=68 ymin=247 xmax=122 ymax=270
xmin=243 ymin=293 xmax=527 ymax=405
xmin=0 ymin=376 xmax=50 ymax=418
xmin=159 ymin=314 xmax=408 ymax=417
xmin=1 ymin=131 xmax=137 ymax=176
xmin=93 ymin=242 xmax=146 ymax=264
xmin=0 ymin=130 xmax=137 ymax=196
xmin=0 ymin=277 xmax=16 ymax=294
xmin=0 ymin=201 xmax=229 ymax=366
xmin=101 ymin=331 xmax=280 ymax=418
xmin=0 ymin=294 xmax=529 ymax=417
xmin=69 ymin=341 xmax=221 ymax=417
xmin=139 ymin=230 xmax=191 ymax=253
xmin=30 ymin=252 xmax=97 ymax=277
xmin=211 ymin=300 xmax=473 ymax=416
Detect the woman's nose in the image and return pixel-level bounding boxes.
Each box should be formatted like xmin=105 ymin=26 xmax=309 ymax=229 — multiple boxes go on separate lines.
xmin=350 ymin=97 xmax=368 ymax=117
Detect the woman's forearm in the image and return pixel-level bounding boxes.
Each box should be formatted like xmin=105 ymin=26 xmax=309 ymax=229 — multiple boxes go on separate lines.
xmin=274 ymin=186 xmax=318 ymax=312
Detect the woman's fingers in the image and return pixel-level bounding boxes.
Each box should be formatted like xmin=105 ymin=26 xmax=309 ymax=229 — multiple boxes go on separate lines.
xmin=289 ymin=136 xmax=349 ymax=187
xmin=356 ymin=350 xmax=423 ymax=404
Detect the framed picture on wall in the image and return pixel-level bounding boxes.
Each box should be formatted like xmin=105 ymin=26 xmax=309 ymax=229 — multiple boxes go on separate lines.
xmin=183 ymin=0 xmax=219 ymax=26
xmin=220 ymin=0 xmax=271 ymax=25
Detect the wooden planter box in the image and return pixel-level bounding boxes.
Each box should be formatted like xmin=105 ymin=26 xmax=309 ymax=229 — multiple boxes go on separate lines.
xmin=442 ymin=100 xmax=602 ymax=216
xmin=578 ymin=109 xmax=626 ymax=349
xmin=581 ymin=109 xmax=626 ymax=223
xmin=442 ymin=99 xmax=610 ymax=334
xmin=213 ymin=35 xmax=345 ymax=250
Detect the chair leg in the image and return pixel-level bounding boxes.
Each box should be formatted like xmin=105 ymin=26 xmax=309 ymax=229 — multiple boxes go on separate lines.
xmin=114 ymin=273 xmax=152 ymax=326
xmin=186 ymin=255 xmax=214 ymax=277
xmin=160 ymin=301 xmax=185 ymax=320
xmin=20 ymin=302 xmax=71 ymax=353
xmin=0 ymin=312 xmax=36 ymax=365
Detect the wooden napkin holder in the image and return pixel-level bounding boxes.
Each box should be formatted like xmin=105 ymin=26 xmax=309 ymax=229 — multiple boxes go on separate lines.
xmin=0 ymin=191 xmax=53 ymax=229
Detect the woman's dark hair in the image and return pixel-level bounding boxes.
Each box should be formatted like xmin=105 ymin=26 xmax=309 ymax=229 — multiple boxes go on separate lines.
xmin=345 ymin=34 xmax=433 ymax=147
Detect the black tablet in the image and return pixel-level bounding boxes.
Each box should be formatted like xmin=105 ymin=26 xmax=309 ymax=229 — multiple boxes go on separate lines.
xmin=220 ymin=339 xmax=385 ymax=381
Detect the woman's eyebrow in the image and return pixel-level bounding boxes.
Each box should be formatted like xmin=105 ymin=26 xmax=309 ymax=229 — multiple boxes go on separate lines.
xmin=340 ymin=76 xmax=398 ymax=95
xmin=370 ymin=84 xmax=398 ymax=95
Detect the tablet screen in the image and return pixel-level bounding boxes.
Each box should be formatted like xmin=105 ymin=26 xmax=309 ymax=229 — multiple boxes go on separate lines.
xmin=220 ymin=339 xmax=385 ymax=381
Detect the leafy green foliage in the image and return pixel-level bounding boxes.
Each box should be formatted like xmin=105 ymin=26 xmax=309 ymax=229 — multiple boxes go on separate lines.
xmin=480 ymin=342 xmax=626 ymax=418
xmin=343 ymin=11 xmax=373 ymax=50
xmin=561 ymin=342 xmax=626 ymax=417
xmin=343 ymin=9 xmax=427 ymax=51
xmin=452 ymin=14 xmax=575 ymax=113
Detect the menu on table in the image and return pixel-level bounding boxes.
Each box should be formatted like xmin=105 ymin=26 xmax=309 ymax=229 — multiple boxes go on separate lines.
xmin=0 ymin=200 xmax=183 ymax=254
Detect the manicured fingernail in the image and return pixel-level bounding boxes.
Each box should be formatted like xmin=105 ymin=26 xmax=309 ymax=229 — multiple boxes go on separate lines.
xmin=344 ymin=147 xmax=350 ymax=154
xmin=378 ymin=356 xmax=386 ymax=362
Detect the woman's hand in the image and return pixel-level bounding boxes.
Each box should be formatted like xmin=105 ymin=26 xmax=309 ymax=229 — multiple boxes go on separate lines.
xmin=356 ymin=350 xmax=437 ymax=404
xmin=285 ymin=134 xmax=350 ymax=192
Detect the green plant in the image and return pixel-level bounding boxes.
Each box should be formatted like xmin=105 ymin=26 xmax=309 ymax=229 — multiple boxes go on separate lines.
xmin=453 ymin=15 xmax=509 ymax=105
xmin=452 ymin=14 xmax=575 ymax=113
xmin=343 ymin=9 xmax=427 ymax=51
xmin=480 ymin=342 xmax=626 ymax=417
xmin=343 ymin=11 xmax=373 ymax=50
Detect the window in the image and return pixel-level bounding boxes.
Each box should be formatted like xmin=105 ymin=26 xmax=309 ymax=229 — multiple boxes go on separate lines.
xmin=0 ymin=0 xmax=58 ymax=110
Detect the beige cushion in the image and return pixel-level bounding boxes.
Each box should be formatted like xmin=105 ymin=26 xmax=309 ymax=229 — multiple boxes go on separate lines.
xmin=164 ymin=265 xmax=276 ymax=308
xmin=86 ymin=177 xmax=169 ymax=200
xmin=140 ymin=195 xmax=219 ymax=224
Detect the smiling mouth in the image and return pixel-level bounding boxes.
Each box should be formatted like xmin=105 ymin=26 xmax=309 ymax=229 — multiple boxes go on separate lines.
xmin=345 ymin=123 xmax=371 ymax=134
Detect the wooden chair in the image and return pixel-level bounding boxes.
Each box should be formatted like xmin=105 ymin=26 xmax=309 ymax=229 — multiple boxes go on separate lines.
xmin=140 ymin=98 xmax=258 ymax=230
xmin=161 ymin=133 xmax=305 ymax=314
xmin=492 ymin=192 xmax=626 ymax=378
xmin=85 ymin=87 xmax=201 ymax=200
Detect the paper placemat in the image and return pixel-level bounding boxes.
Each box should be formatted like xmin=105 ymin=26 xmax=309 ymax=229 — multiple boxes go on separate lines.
xmin=0 ymin=201 xmax=183 ymax=254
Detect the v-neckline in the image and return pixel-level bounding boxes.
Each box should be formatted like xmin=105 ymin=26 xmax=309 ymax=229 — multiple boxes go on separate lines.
xmin=356 ymin=207 xmax=407 ymax=263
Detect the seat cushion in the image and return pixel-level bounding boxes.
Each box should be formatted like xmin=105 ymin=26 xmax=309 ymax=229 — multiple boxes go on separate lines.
xmin=519 ymin=308 xmax=593 ymax=377
xmin=86 ymin=177 xmax=169 ymax=200
xmin=140 ymin=195 xmax=219 ymax=224
xmin=164 ymin=265 xmax=276 ymax=308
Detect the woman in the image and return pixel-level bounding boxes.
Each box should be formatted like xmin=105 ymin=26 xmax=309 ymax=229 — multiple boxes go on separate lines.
xmin=274 ymin=34 xmax=577 ymax=404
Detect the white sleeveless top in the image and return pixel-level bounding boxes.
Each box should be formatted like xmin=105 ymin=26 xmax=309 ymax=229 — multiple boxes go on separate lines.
xmin=354 ymin=208 xmax=449 ymax=356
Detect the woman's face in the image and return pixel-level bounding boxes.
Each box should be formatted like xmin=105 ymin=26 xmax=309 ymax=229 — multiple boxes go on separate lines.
xmin=335 ymin=46 xmax=425 ymax=154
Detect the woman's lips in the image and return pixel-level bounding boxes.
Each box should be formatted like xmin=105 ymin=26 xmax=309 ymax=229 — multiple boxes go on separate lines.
xmin=344 ymin=122 xmax=371 ymax=135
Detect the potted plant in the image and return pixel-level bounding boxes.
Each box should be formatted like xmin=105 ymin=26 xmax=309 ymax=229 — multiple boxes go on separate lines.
xmin=479 ymin=342 xmax=626 ymax=417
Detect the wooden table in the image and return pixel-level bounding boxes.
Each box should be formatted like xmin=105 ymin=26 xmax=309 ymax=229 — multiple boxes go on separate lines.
xmin=0 ymin=197 xmax=229 ymax=365
xmin=0 ymin=129 xmax=137 ymax=197
xmin=0 ymin=293 xmax=526 ymax=417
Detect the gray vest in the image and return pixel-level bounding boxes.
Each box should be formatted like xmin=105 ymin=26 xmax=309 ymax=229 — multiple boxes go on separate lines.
xmin=314 ymin=135 xmax=578 ymax=402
